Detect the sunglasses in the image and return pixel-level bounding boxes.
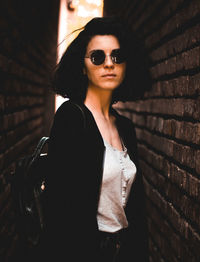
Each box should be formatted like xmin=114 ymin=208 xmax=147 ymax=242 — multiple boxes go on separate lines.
xmin=85 ymin=48 xmax=126 ymax=65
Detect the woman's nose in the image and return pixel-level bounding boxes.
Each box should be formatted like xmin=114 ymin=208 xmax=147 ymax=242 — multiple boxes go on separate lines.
xmin=104 ymin=54 xmax=114 ymax=67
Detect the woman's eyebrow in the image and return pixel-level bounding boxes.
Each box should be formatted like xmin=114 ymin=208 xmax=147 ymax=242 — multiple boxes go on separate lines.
xmin=88 ymin=48 xmax=121 ymax=54
xmin=88 ymin=49 xmax=102 ymax=53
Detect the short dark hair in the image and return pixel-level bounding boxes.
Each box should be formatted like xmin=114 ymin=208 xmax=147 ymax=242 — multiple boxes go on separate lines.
xmin=52 ymin=16 xmax=152 ymax=103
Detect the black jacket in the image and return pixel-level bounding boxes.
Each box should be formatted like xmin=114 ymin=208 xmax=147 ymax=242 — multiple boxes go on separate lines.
xmin=44 ymin=100 xmax=148 ymax=261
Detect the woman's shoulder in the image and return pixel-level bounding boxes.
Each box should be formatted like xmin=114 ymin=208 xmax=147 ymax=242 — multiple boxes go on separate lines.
xmin=54 ymin=100 xmax=84 ymax=118
xmin=53 ymin=100 xmax=86 ymax=127
xmin=56 ymin=99 xmax=80 ymax=113
xmin=112 ymin=107 xmax=137 ymax=142
xmin=111 ymin=107 xmax=135 ymax=128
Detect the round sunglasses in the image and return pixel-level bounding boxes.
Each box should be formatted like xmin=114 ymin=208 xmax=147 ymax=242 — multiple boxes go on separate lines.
xmin=85 ymin=48 xmax=126 ymax=65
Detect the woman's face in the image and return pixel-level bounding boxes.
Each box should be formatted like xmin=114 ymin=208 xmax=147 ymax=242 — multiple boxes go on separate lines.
xmin=84 ymin=35 xmax=126 ymax=92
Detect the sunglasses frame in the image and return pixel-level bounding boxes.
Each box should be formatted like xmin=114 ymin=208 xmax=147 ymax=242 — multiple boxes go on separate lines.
xmin=85 ymin=48 xmax=126 ymax=65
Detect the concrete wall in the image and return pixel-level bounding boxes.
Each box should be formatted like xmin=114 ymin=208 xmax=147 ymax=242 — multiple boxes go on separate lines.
xmin=104 ymin=0 xmax=200 ymax=261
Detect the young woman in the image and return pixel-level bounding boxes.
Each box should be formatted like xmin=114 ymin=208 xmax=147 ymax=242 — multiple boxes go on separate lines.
xmin=45 ymin=17 xmax=150 ymax=262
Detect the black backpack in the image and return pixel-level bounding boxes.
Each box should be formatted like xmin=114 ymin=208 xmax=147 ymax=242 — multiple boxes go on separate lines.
xmin=10 ymin=103 xmax=86 ymax=253
xmin=11 ymin=136 xmax=49 ymax=249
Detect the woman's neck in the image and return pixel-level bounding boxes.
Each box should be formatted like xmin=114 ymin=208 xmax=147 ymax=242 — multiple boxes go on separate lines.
xmin=84 ymin=87 xmax=113 ymax=120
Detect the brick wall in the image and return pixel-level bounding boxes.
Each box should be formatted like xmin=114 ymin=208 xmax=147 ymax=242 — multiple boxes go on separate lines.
xmin=104 ymin=0 xmax=200 ymax=261
xmin=0 ymin=0 xmax=60 ymax=260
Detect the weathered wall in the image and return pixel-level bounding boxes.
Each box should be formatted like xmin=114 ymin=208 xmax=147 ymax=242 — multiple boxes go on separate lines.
xmin=0 ymin=0 xmax=60 ymax=260
xmin=104 ymin=0 xmax=200 ymax=261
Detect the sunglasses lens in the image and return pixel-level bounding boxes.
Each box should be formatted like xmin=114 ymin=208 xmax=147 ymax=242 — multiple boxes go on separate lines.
xmin=111 ymin=49 xmax=126 ymax=64
xmin=90 ymin=50 xmax=105 ymax=65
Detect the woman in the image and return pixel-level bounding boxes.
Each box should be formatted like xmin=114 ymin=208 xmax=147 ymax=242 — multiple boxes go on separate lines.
xmin=45 ymin=17 xmax=150 ymax=262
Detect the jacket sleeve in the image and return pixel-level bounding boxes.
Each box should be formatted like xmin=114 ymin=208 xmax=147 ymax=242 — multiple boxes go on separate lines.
xmin=44 ymin=101 xmax=94 ymax=260
xmin=47 ymin=100 xmax=88 ymax=214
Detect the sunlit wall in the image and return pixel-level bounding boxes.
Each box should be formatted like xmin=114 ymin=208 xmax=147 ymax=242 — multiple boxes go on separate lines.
xmin=56 ymin=0 xmax=103 ymax=110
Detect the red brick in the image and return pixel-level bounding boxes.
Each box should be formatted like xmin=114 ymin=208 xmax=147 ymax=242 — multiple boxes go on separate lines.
xmin=195 ymin=150 xmax=200 ymax=174
xmin=150 ymin=24 xmax=200 ymax=62
xmin=0 ymin=154 xmax=4 ymax=171
xmin=173 ymin=142 xmax=196 ymax=168
xmin=0 ymin=95 xmax=5 ymax=112
xmin=146 ymin=74 xmax=200 ymax=98
xmin=151 ymin=47 xmax=200 ymax=79
xmin=146 ymin=0 xmax=200 ymax=48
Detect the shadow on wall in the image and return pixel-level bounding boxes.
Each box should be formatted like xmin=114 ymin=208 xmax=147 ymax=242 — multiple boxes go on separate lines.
xmin=125 ymin=30 xmax=153 ymax=101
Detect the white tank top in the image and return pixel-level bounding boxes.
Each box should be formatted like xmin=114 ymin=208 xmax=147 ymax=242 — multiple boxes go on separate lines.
xmin=97 ymin=139 xmax=137 ymax=233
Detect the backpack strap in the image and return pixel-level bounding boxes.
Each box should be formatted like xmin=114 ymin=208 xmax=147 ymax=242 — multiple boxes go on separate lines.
xmin=32 ymin=137 xmax=49 ymax=159
xmin=27 ymin=136 xmax=49 ymax=173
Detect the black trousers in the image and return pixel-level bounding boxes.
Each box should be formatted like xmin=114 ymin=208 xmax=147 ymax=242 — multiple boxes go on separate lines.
xmin=98 ymin=229 xmax=127 ymax=262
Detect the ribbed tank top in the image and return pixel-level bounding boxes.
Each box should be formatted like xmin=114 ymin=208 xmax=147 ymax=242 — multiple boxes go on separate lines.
xmin=97 ymin=139 xmax=137 ymax=233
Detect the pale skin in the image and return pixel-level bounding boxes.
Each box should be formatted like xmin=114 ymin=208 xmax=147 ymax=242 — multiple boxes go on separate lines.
xmin=84 ymin=35 xmax=126 ymax=151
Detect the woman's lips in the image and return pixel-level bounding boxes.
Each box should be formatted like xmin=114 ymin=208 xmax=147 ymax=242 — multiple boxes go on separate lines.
xmin=102 ymin=74 xmax=116 ymax=78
